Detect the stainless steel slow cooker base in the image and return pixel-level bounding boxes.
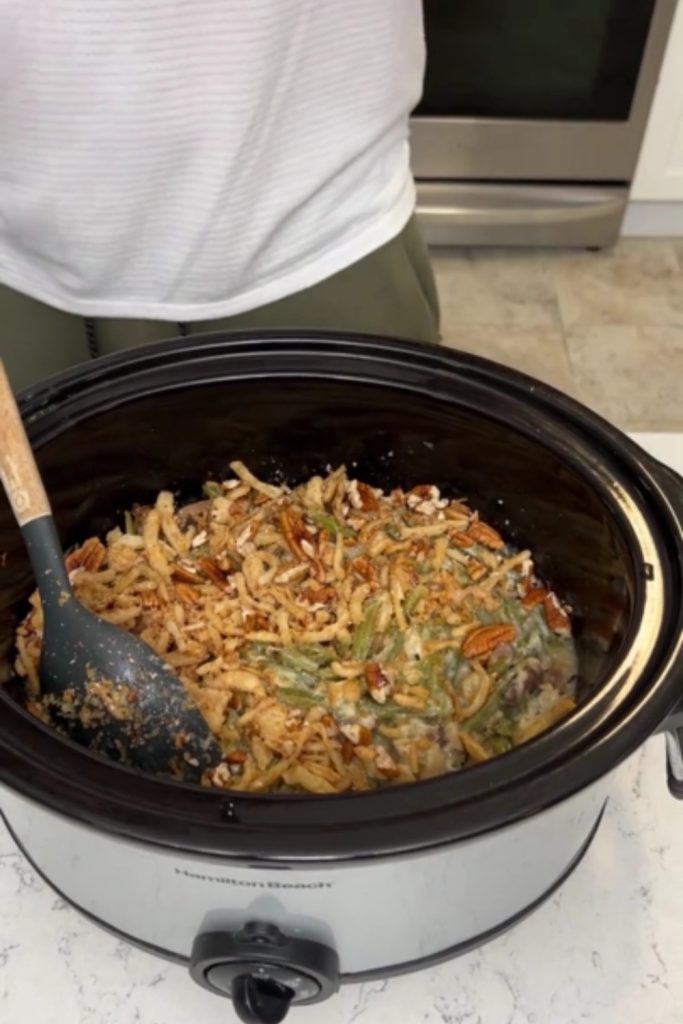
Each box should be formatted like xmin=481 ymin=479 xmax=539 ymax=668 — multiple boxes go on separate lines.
xmin=0 ymin=792 xmax=606 ymax=984
xmin=0 ymin=777 xmax=609 ymax=978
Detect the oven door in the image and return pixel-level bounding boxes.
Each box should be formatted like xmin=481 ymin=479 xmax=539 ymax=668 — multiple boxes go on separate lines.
xmin=411 ymin=0 xmax=679 ymax=246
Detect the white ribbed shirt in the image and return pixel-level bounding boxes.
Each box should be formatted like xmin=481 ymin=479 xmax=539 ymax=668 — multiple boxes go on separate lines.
xmin=0 ymin=1 xmax=424 ymax=319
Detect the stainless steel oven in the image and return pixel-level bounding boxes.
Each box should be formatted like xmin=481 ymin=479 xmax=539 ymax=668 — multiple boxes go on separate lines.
xmin=412 ymin=0 xmax=679 ymax=247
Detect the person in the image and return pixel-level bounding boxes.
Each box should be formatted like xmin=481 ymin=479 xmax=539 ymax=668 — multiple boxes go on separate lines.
xmin=0 ymin=1 xmax=439 ymax=392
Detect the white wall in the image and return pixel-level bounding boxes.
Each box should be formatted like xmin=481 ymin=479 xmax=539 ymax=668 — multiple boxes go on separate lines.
xmin=631 ymin=0 xmax=683 ymax=201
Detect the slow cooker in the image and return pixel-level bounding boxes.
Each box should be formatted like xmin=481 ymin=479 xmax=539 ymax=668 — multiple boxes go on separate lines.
xmin=0 ymin=333 xmax=681 ymax=1024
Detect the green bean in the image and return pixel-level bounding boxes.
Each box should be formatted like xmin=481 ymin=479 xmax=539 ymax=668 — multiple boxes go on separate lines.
xmin=358 ymin=697 xmax=421 ymax=721
xmin=419 ymin=654 xmax=455 ymax=717
xmin=241 ymin=642 xmax=273 ymax=665
xmin=461 ymin=667 xmax=519 ymax=733
xmin=309 ymin=511 xmax=341 ymax=538
xmin=278 ymin=688 xmax=324 ymax=709
xmin=280 ymin=648 xmax=323 ymax=675
xmin=404 ymin=585 xmax=428 ymax=616
xmin=351 ymin=602 xmax=380 ymax=661
xmin=378 ymin=626 xmax=404 ymax=663
xmin=123 ymin=510 xmax=136 ymax=535
xmin=440 ymin=647 xmax=462 ymax=684
xmin=461 ymin=695 xmax=503 ymax=734
xmin=202 ymin=481 xmax=222 ymax=499
xmin=385 ymin=522 xmax=402 ymax=541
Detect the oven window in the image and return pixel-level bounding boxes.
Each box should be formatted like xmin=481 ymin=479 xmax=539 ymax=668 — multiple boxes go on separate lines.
xmin=416 ymin=0 xmax=657 ymax=122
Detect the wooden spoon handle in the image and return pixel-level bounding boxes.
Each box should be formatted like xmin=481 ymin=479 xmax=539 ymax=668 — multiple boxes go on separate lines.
xmin=0 ymin=361 xmax=51 ymax=526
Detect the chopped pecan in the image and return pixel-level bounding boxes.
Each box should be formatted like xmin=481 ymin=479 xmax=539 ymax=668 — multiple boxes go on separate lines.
xmin=341 ymin=739 xmax=355 ymax=763
xmin=356 ymin=481 xmax=379 ymax=512
xmin=375 ymin=746 xmax=400 ymax=777
xmin=462 ymin=623 xmax=517 ymax=659
xmin=141 ymin=590 xmax=163 ymax=610
xmin=226 ymin=750 xmax=247 ymax=765
xmin=321 ymin=713 xmax=337 ymax=734
xmin=406 ymin=484 xmax=437 ymax=506
xmin=543 ymin=592 xmax=571 ymax=634
xmin=350 ymin=556 xmax=376 ymax=583
xmin=301 ymin=585 xmax=336 ymax=605
xmin=358 ymin=724 xmax=373 ymax=745
xmin=365 ymin=662 xmax=393 ymax=704
xmin=65 ymin=537 xmax=106 ymax=573
xmin=467 ymin=521 xmax=504 ymax=550
xmin=407 ymin=485 xmax=443 ymax=516
xmin=244 ymin=612 xmax=270 ymax=632
xmin=340 ymin=723 xmax=361 ymax=745
xmin=340 ymin=722 xmax=374 ymax=746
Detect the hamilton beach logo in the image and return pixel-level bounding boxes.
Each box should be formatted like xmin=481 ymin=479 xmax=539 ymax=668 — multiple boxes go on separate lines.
xmin=2 ymin=454 xmax=30 ymax=516
xmin=175 ymin=867 xmax=333 ymax=889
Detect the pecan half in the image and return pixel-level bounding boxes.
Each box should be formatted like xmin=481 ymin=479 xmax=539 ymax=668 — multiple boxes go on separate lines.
xmin=172 ymin=563 xmax=202 ymax=584
xmin=198 ymin=557 xmax=228 ymax=587
xmin=462 ymin=623 xmax=517 ymax=659
xmin=444 ymin=500 xmax=472 ymax=520
xmin=175 ymin=582 xmax=200 ymax=605
xmin=467 ymin=558 xmax=488 ymax=582
xmin=543 ymin=593 xmax=571 ymax=634
xmin=522 ymin=587 xmax=549 ymax=609
xmin=279 ymin=506 xmax=310 ymax=561
xmin=467 ymin=521 xmax=504 ymax=550
xmin=451 ymin=531 xmax=475 ymax=548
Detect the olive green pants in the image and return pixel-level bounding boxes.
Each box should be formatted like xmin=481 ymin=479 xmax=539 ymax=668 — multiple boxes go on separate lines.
xmin=0 ymin=216 xmax=439 ymax=392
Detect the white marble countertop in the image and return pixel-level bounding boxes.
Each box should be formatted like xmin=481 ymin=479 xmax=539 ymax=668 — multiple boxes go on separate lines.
xmin=2 ymin=432 xmax=682 ymax=1024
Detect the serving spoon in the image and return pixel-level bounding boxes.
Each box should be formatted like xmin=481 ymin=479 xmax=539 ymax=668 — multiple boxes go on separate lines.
xmin=0 ymin=361 xmax=222 ymax=781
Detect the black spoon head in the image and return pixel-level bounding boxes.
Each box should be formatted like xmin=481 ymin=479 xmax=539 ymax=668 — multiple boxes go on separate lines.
xmin=40 ymin=600 xmax=222 ymax=782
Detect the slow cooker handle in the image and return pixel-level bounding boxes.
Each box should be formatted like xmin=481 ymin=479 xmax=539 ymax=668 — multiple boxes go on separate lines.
xmin=231 ymin=975 xmax=294 ymax=1024
xmin=648 ymin=459 xmax=683 ymax=798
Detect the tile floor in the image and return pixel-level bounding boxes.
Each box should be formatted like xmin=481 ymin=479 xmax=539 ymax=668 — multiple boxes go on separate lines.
xmin=432 ymin=239 xmax=683 ymax=432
